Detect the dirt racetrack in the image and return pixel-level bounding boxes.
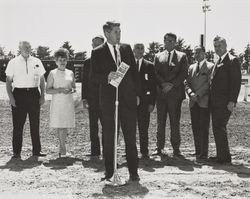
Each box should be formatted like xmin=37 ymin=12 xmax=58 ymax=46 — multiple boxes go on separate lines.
xmin=0 ymin=82 xmax=250 ymax=198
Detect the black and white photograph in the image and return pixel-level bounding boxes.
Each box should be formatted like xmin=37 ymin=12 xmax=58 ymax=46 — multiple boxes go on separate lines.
xmin=0 ymin=0 xmax=249 ymax=198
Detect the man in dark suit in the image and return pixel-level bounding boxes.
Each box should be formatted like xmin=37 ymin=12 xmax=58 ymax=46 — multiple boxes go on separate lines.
xmin=209 ymin=36 xmax=241 ymax=164
xmin=82 ymin=35 xmax=105 ymax=156
xmin=133 ymin=43 xmax=156 ymax=159
xmin=90 ymin=21 xmax=139 ymax=182
xmin=184 ymin=46 xmax=213 ymax=160
xmin=153 ymin=33 xmax=188 ymax=156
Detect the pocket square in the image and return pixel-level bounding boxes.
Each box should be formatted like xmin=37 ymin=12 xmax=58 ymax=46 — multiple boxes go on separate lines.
xmin=145 ymin=74 xmax=148 ymax=80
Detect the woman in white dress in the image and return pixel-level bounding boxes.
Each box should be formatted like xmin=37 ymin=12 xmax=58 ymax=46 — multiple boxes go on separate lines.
xmin=46 ymin=48 xmax=76 ymax=157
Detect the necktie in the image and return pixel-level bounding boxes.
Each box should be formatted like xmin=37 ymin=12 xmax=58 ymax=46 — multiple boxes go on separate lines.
xmin=211 ymin=57 xmax=221 ymax=81
xmin=167 ymin=52 xmax=171 ymax=66
xmin=196 ymin=62 xmax=200 ymax=74
xmin=113 ymin=45 xmax=118 ymax=64
xmin=136 ymin=60 xmax=139 ymax=72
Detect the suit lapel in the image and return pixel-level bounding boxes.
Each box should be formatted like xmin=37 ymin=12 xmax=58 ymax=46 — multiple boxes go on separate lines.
xmin=211 ymin=59 xmax=220 ymax=81
xmin=139 ymin=59 xmax=145 ymax=73
xmin=104 ymin=42 xmax=117 ymax=69
xmin=212 ymin=53 xmax=229 ymax=80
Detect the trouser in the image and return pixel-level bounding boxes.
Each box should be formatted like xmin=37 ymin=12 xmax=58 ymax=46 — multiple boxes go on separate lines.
xmin=88 ymin=103 xmax=103 ymax=155
xmin=12 ymin=88 xmax=41 ymax=155
xmin=211 ymin=105 xmax=231 ymax=161
xmin=137 ymin=100 xmax=150 ymax=155
xmin=156 ymin=97 xmax=183 ymax=152
xmin=102 ymin=100 xmax=138 ymax=177
xmin=190 ymin=103 xmax=210 ymax=157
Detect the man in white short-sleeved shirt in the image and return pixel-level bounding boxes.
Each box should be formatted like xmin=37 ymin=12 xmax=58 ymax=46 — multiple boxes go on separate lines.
xmin=5 ymin=41 xmax=46 ymax=158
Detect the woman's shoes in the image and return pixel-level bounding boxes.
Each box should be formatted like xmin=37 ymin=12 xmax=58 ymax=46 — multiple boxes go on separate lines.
xmin=59 ymin=152 xmax=71 ymax=158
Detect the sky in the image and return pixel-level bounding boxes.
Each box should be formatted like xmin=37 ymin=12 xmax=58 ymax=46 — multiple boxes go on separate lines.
xmin=0 ymin=0 xmax=249 ymax=56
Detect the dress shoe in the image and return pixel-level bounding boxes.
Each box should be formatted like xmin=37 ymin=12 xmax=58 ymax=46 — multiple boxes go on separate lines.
xmin=173 ymin=150 xmax=183 ymax=158
xmin=216 ymin=158 xmax=232 ymax=164
xmin=197 ymin=155 xmax=208 ymax=160
xmin=33 ymin=152 xmax=46 ymax=157
xmin=151 ymin=149 xmax=162 ymax=156
xmin=129 ymin=174 xmax=140 ymax=182
xmin=208 ymin=156 xmax=218 ymax=161
xmin=101 ymin=173 xmax=113 ymax=181
xmin=208 ymin=156 xmax=231 ymax=164
xmin=141 ymin=154 xmax=150 ymax=159
xmin=12 ymin=153 xmax=21 ymax=159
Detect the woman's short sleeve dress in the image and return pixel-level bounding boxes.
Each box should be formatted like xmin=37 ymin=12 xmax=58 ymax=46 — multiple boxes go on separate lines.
xmin=49 ymin=69 xmax=75 ymax=128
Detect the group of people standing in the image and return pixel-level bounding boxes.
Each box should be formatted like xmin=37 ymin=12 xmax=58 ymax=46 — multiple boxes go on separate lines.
xmin=5 ymin=20 xmax=241 ymax=183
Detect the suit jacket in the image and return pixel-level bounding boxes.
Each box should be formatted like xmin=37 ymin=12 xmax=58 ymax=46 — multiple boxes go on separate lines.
xmin=210 ymin=53 xmax=242 ymax=107
xmin=185 ymin=60 xmax=213 ymax=108
xmin=90 ymin=42 xmax=138 ymax=109
xmin=138 ymin=59 xmax=156 ymax=106
xmin=81 ymin=58 xmax=100 ymax=105
xmin=154 ymin=50 xmax=188 ymax=100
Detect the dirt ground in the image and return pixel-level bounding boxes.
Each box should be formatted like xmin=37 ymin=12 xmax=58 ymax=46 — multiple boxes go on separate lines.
xmin=0 ymin=87 xmax=250 ymax=198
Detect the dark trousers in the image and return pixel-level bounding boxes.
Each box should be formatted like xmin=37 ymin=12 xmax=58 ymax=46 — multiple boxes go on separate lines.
xmin=211 ymin=106 xmax=231 ymax=161
xmin=156 ymin=97 xmax=182 ymax=152
xmin=102 ymin=100 xmax=138 ymax=177
xmin=190 ymin=103 xmax=210 ymax=157
xmin=12 ymin=88 xmax=41 ymax=155
xmin=137 ymin=100 xmax=150 ymax=155
xmin=87 ymin=102 xmax=103 ymax=155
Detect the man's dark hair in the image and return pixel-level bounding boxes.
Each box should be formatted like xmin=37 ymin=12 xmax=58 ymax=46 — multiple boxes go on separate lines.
xmin=164 ymin=33 xmax=177 ymax=41
xmin=103 ymin=21 xmax=120 ymax=33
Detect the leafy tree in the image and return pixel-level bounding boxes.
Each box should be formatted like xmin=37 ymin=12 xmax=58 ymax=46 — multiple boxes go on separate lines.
xmin=61 ymin=41 xmax=75 ymax=59
xmin=175 ymin=38 xmax=193 ymax=64
xmin=7 ymin=51 xmax=15 ymax=59
xmin=206 ymin=50 xmax=215 ymax=63
xmin=144 ymin=42 xmax=163 ymax=62
xmin=229 ymin=48 xmax=236 ymax=56
xmin=74 ymin=51 xmax=87 ymax=60
xmin=0 ymin=46 xmax=5 ymax=59
xmin=36 ymin=46 xmax=51 ymax=60
xmin=242 ymin=44 xmax=250 ymax=73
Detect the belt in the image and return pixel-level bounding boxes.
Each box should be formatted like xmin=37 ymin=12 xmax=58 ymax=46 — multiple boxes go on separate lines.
xmin=15 ymin=87 xmax=38 ymax=91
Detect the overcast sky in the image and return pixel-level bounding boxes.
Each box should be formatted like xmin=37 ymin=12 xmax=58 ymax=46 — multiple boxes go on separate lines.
xmin=0 ymin=0 xmax=249 ymax=56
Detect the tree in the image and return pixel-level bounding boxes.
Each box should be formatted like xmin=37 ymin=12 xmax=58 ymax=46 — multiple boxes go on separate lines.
xmin=144 ymin=42 xmax=163 ymax=62
xmin=61 ymin=41 xmax=75 ymax=59
xmin=175 ymin=38 xmax=193 ymax=64
xmin=242 ymin=44 xmax=250 ymax=73
xmin=206 ymin=50 xmax=215 ymax=63
xmin=7 ymin=51 xmax=15 ymax=59
xmin=36 ymin=46 xmax=51 ymax=60
xmin=0 ymin=46 xmax=5 ymax=59
xmin=229 ymin=48 xmax=236 ymax=56
xmin=74 ymin=51 xmax=87 ymax=60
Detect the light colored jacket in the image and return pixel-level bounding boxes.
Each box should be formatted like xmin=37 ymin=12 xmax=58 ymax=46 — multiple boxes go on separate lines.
xmin=185 ymin=60 xmax=213 ymax=108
